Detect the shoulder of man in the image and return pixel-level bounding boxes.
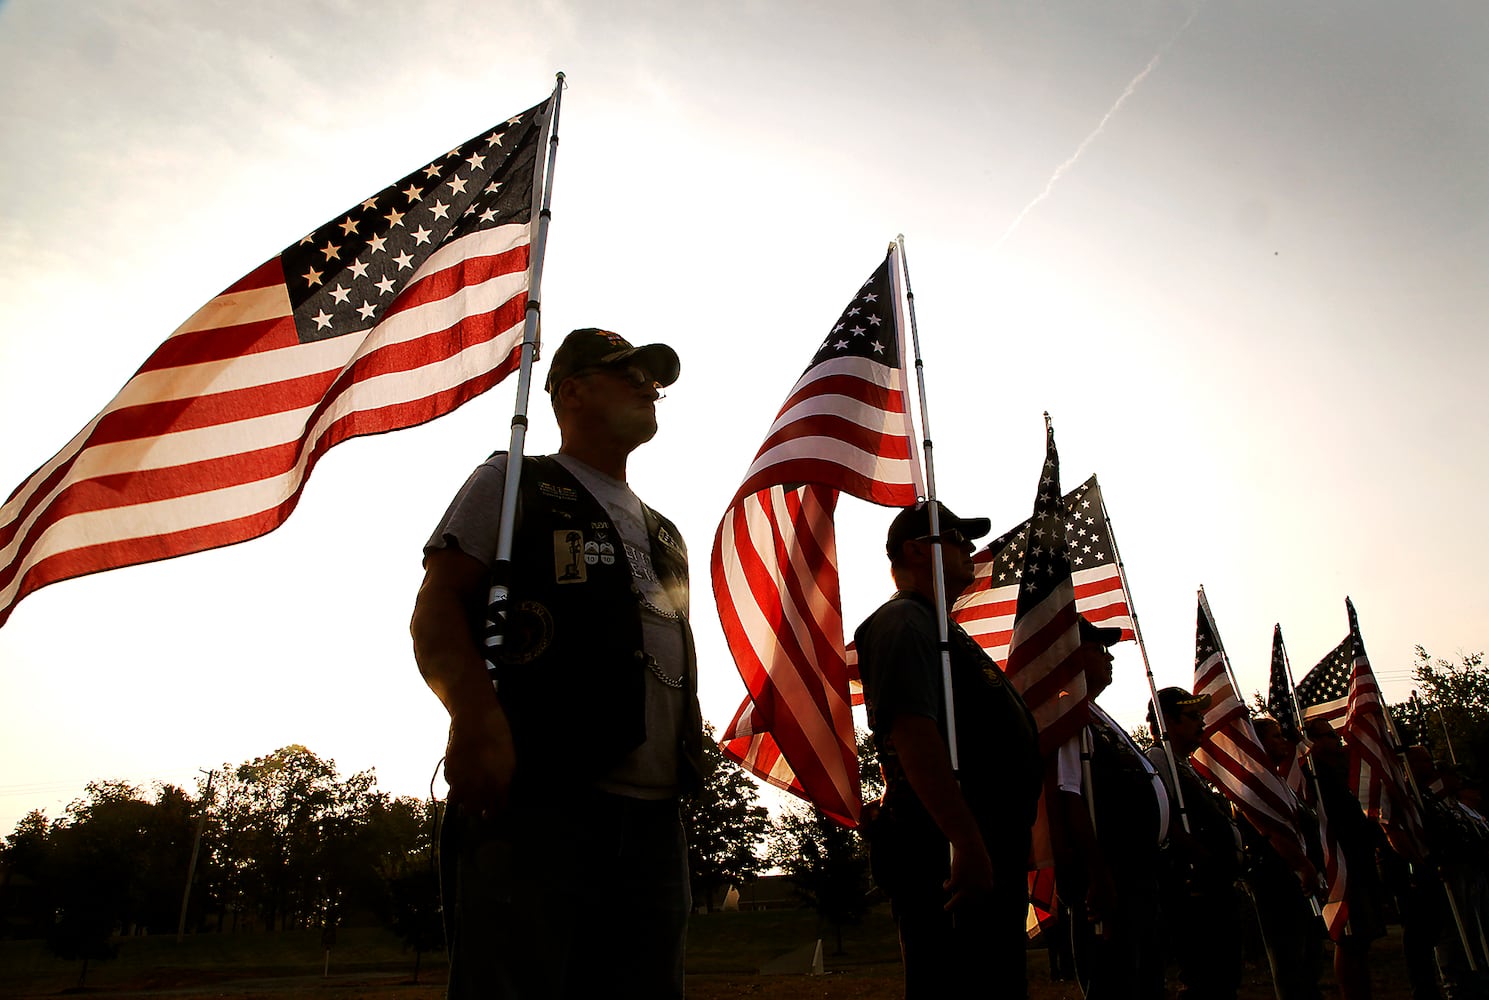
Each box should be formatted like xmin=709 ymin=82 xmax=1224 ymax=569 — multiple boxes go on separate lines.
xmin=641 ymin=504 xmax=688 ymax=559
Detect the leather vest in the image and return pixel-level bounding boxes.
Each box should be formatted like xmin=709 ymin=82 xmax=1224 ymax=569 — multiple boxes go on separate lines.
xmin=494 ymin=455 xmax=702 ymax=799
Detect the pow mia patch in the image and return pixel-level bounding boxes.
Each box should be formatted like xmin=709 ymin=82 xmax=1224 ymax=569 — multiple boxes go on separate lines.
xmin=585 ymin=529 xmax=617 ymax=567
xmin=498 ymin=600 xmax=555 ymax=664
xmin=553 ymin=529 xmax=587 ymax=583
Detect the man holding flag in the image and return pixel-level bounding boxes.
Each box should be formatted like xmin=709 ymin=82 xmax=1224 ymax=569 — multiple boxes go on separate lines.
xmin=856 ymin=499 xmax=1044 ymax=998
xmin=412 ymin=328 xmax=703 ymax=1000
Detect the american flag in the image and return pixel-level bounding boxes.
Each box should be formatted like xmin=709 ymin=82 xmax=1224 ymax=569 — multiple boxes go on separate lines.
xmin=1267 ymin=624 xmax=1308 ymax=796
xmin=1270 ymin=622 xmax=1350 ymax=939
xmin=0 ymin=100 xmax=551 ymax=627
xmin=1268 ymin=625 xmax=1302 ymax=741
xmin=951 ymin=475 xmax=1131 ymax=665
xmin=1001 ymin=417 xmax=1086 ymax=755
xmin=1191 ymin=593 xmax=1304 ymax=849
xmin=1298 ymin=634 xmax=1352 ymax=728
xmin=712 ymin=248 xmax=923 ymax=828
xmin=1340 ymin=598 xmax=1426 ymax=856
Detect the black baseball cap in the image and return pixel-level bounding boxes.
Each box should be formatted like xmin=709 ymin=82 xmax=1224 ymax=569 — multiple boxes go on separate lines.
xmin=543 ymin=328 xmax=681 ymax=393
xmin=885 ymin=501 xmax=992 ymax=559
xmin=1154 ymin=685 xmax=1212 ymax=717
xmin=1079 ymin=617 xmax=1122 ymax=647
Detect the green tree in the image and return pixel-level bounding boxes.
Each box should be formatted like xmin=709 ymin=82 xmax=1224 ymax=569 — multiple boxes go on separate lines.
xmin=1411 ymin=646 xmax=1488 ymax=777
xmin=682 ymin=725 xmax=771 ymax=913
xmin=1 ymin=809 xmax=55 ymax=938
xmin=210 ymin=745 xmax=380 ymax=930
xmin=767 ymin=803 xmax=872 ymax=953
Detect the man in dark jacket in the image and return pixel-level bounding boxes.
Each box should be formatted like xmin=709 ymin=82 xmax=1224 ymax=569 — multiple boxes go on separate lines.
xmin=856 ymin=500 xmax=1041 ymax=998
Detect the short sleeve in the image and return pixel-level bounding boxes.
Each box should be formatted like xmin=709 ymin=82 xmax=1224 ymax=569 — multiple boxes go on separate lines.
xmin=856 ymin=599 xmax=943 ymax=734
xmin=423 ymin=454 xmax=509 ymax=567
xmin=1056 ymin=735 xmax=1083 ymax=793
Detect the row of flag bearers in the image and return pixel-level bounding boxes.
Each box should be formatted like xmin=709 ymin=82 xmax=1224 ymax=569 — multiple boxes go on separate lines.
xmin=2 ymin=81 xmax=1484 ymax=999
xmin=711 ymin=249 xmax=1489 ymax=998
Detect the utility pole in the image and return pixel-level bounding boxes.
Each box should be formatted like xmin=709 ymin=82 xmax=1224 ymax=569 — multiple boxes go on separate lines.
xmin=176 ymin=769 xmax=215 ymax=943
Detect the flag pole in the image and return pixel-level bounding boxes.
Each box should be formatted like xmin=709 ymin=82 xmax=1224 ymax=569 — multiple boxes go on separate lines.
xmin=1094 ymin=487 xmax=1190 ymax=833
xmin=484 ymin=73 xmax=565 ymax=680
xmin=1274 ymin=624 xmax=1327 ymax=919
xmin=890 ymin=234 xmax=960 ymax=773
xmin=1349 ymin=599 xmax=1479 ymax=971
xmin=1202 ymin=589 xmax=1321 ymax=920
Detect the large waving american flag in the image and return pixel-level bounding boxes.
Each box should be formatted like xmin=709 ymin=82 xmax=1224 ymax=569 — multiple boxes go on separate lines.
xmin=1001 ymin=417 xmax=1087 ymax=755
xmin=712 ymin=248 xmax=923 ymax=828
xmin=1 ymin=99 xmax=552 ymax=627
xmin=951 ymin=475 xmax=1131 ymax=665
xmin=1192 ymin=593 xmax=1306 ymax=846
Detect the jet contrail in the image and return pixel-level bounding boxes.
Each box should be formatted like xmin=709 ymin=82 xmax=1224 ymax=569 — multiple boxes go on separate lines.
xmin=994 ymin=4 xmax=1201 ymax=249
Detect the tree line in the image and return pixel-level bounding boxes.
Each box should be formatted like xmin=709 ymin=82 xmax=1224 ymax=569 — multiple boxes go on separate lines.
xmin=0 ymin=731 xmax=878 ymax=981
xmin=7 ymin=648 xmax=1478 ymax=984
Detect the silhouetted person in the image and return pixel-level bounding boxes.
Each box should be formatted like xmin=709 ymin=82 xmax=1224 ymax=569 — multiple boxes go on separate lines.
xmin=412 ymin=329 xmax=702 ymax=999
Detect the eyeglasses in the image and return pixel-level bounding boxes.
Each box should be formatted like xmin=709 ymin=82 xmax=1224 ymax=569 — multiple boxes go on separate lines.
xmin=915 ymin=529 xmax=968 ymax=546
xmin=573 ymin=365 xmax=664 ymax=397
xmin=1181 ymin=709 xmax=1207 ymax=720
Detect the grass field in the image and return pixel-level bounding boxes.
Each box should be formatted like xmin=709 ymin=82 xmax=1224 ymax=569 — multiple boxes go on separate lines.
xmin=0 ymin=904 xmax=1420 ymax=998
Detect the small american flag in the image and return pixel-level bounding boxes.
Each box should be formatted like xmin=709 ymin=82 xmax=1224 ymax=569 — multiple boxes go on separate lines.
xmin=1340 ymin=598 xmax=1426 ymax=856
xmin=1297 ymin=635 xmax=1353 ymax=728
xmin=951 ymin=475 xmax=1131 ymax=665
xmin=712 ymin=248 xmax=923 ymax=828
xmin=0 ymin=99 xmax=551 ymax=626
xmin=1268 ymin=624 xmax=1310 ymax=799
xmin=1191 ymin=593 xmax=1305 ymax=850
xmin=1268 ymin=625 xmax=1302 ymax=742
xmin=1001 ymin=417 xmax=1086 ymax=755
xmin=1269 ymin=623 xmax=1350 ymax=939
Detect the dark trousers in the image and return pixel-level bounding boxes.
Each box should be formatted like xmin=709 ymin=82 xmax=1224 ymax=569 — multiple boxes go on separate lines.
xmin=1249 ymin=874 xmax=1323 ymax=1000
xmin=439 ymin=791 xmax=690 ymax=1000
xmin=891 ymin=870 xmax=1030 ymax=999
xmin=1164 ymin=877 xmax=1243 ymax=1000
xmin=871 ymin=819 xmax=1031 ymax=1000
xmin=1066 ymin=868 xmax=1165 ymax=1000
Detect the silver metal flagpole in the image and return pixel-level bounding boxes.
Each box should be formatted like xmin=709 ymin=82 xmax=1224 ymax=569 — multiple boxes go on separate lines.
xmin=483 ymin=73 xmax=565 ymax=680
xmin=1094 ymin=487 xmax=1191 ymax=833
xmin=890 ymin=233 xmax=960 ymax=774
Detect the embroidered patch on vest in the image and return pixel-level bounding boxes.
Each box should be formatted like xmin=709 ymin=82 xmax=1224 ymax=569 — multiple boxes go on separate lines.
xmin=585 ymin=532 xmax=617 ymax=566
xmin=553 ymin=529 xmax=587 ymax=583
xmin=498 ymin=600 xmax=555 ymax=664
xmin=537 ymin=480 xmax=579 ymax=503
xmin=656 ymin=525 xmax=685 ymax=558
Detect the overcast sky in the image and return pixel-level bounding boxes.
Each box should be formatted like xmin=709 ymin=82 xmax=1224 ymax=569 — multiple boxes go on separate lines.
xmin=2 ymin=0 xmax=1486 ymax=834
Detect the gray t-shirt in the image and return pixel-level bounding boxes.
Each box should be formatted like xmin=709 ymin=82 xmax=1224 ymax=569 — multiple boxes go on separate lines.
xmin=425 ymin=453 xmax=689 ymax=799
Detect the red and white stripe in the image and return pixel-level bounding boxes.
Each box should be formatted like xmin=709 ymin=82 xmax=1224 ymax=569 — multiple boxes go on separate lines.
xmin=713 ymin=251 xmax=922 ymax=828
xmin=1343 ymin=648 xmax=1426 ymax=855
xmin=1 ymin=225 xmax=531 ymax=625
xmin=1191 ymin=622 xmax=1305 ymax=849
xmin=1309 ymin=767 xmax=1352 ymax=940
xmin=953 ymin=559 xmax=1129 ymax=665
xmin=1004 ymin=578 xmax=1085 ymax=755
